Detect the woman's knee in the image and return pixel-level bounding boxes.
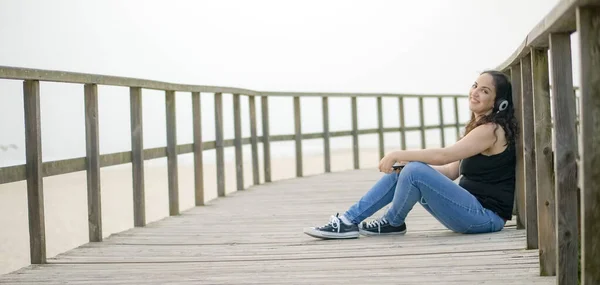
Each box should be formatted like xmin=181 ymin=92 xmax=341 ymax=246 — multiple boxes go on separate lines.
xmin=401 ymin=161 xmax=431 ymax=175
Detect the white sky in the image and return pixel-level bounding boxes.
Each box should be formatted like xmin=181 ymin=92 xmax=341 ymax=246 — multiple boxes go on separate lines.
xmin=0 ymin=0 xmax=566 ymax=163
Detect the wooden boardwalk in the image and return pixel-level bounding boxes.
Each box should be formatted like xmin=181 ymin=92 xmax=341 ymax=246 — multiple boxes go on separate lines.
xmin=0 ymin=169 xmax=555 ymax=284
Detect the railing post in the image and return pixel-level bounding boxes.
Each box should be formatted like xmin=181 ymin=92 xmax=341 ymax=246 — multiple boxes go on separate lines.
xmin=531 ymin=47 xmax=556 ymax=276
xmin=214 ymin=92 xmax=225 ymax=197
xmin=549 ymin=32 xmax=579 ymax=285
xmin=322 ymin=96 xmax=331 ymax=173
xmin=249 ymin=95 xmax=260 ymax=184
xmin=294 ymin=96 xmax=303 ymax=177
xmin=399 ymin=97 xmax=406 ymax=150
xmin=351 ymin=96 xmax=359 ymax=169
xmin=418 ymin=97 xmax=425 ymax=149
xmin=511 ymin=64 xmax=526 ymax=230
xmin=233 ymin=93 xmax=244 ymax=189
xmin=84 ymin=83 xmax=102 ymax=242
xmin=261 ymin=96 xmax=272 ymax=182
xmin=166 ymin=90 xmax=179 ymax=215
xmin=191 ymin=92 xmax=205 ymax=205
xmin=377 ymin=96 xmax=384 ymax=158
xmin=577 ymin=7 xmax=600 ymax=284
xmin=520 ymin=54 xmax=538 ymax=250
xmin=438 ymin=97 xmax=445 ymax=147
xmin=23 ymin=80 xmax=46 ymax=264
xmin=130 ymin=87 xmax=145 ymax=227
xmin=453 ymin=96 xmax=461 ymax=140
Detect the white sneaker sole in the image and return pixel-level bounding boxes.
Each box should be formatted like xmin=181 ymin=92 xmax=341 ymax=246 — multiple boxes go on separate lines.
xmin=303 ymin=227 xmax=359 ymax=239
xmin=359 ymin=229 xmax=407 ymax=236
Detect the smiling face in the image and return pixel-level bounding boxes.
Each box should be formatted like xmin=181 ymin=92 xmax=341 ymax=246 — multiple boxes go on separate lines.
xmin=469 ymin=73 xmax=497 ymax=116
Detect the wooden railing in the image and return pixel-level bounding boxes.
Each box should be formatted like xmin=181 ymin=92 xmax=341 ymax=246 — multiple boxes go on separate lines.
xmin=0 ymin=66 xmax=466 ymax=266
xmin=496 ymin=0 xmax=599 ymax=284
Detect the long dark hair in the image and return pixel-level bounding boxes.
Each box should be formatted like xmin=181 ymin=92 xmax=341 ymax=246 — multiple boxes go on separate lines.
xmin=463 ymin=70 xmax=519 ymax=146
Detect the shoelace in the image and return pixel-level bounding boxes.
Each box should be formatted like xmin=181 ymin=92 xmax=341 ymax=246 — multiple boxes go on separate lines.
xmin=364 ymin=218 xmax=388 ymax=231
xmin=326 ymin=215 xmax=341 ymax=233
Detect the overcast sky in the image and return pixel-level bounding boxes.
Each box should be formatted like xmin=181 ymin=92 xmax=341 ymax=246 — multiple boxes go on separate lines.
xmin=0 ymin=0 xmax=568 ymax=163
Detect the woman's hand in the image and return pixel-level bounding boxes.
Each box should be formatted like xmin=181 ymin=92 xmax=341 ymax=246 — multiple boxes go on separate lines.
xmin=378 ymin=151 xmax=403 ymax=173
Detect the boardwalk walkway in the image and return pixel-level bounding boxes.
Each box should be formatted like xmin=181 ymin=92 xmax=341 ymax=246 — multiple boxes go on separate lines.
xmin=0 ymin=169 xmax=555 ymax=284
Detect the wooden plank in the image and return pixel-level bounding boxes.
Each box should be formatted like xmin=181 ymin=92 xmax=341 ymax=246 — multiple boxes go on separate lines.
xmin=165 ymin=90 xmax=179 ymax=215
xmin=249 ymin=95 xmax=260 ymax=185
xmin=511 ymin=64 xmax=526 ymax=230
xmin=520 ymin=54 xmax=538 ymax=249
xmin=233 ymin=94 xmax=244 ymax=190
xmin=351 ymin=97 xmax=359 ymax=169
xmin=399 ymin=97 xmax=406 ymax=149
xmin=419 ymin=97 xmax=426 ymax=148
xmin=261 ymin=96 xmax=271 ymax=182
xmin=531 ymin=47 xmax=557 ymax=276
xmin=84 ymin=83 xmax=102 ymax=242
xmin=294 ymin=96 xmax=302 ymax=177
xmin=377 ymin=96 xmax=384 ymax=158
xmin=214 ymin=92 xmax=225 ymax=196
xmin=549 ymin=33 xmax=579 ymax=285
xmin=454 ymin=96 xmax=461 ymax=140
xmin=130 ymin=87 xmax=145 ymax=227
xmin=191 ymin=92 xmax=205 ymax=206
xmin=23 ymin=80 xmax=46 ymax=264
xmin=438 ymin=97 xmax=445 ymax=147
xmin=577 ymin=7 xmax=600 ymax=284
xmin=322 ymin=97 xmax=331 ymax=173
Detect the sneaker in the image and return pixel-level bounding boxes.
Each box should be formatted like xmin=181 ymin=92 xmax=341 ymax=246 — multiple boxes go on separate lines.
xmin=359 ymin=217 xmax=407 ymax=236
xmin=303 ymin=214 xmax=359 ymax=239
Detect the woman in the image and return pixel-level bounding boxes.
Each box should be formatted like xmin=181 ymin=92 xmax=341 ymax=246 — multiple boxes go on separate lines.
xmin=304 ymin=70 xmax=518 ymax=239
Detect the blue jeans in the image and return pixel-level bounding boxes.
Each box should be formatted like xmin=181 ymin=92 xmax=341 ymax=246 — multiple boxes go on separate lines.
xmin=344 ymin=162 xmax=505 ymax=234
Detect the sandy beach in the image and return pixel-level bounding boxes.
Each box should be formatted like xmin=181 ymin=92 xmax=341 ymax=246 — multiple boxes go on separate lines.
xmin=0 ymin=147 xmax=391 ymax=275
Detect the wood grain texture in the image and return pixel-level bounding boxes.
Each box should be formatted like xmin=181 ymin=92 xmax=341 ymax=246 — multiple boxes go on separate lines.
xmin=166 ymin=91 xmax=179 ymax=215
xmin=511 ymin=64 xmax=526 ymax=230
xmin=261 ymin=96 xmax=271 ymax=182
xmin=531 ymin=48 xmax=556 ymax=276
xmin=549 ymin=33 xmax=578 ymax=285
xmin=249 ymin=95 xmax=260 ymax=184
xmin=214 ymin=92 xmax=225 ymax=197
xmin=520 ymin=55 xmax=538 ymax=250
xmin=576 ymin=7 xmax=600 ymax=284
xmin=23 ymin=80 xmax=46 ymax=264
xmin=322 ymin=97 xmax=331 ymax=173
xmin=0 ymin=169 xmax=555 ymax=284
xmin=84 ymin=83 xmax=102 ymax=242
xmin=130 ymin=87 xmax=146 ymax=227
xmin=294 ymin=96 xmax=302 ymax=177
xmin=191 ymin=92 xmax=205 ymax=206
xmin=233 ymin=94 xmax=244 ymax=189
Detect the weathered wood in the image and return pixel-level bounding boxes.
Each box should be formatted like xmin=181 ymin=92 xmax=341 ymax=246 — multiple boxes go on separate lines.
xmin=549 ymin=33 xmax=578 ymax=285
xmin=438 ymin=97 xmax=445 ymax=147
xmin=214 ymin=92 xmax=225 ymax=196
xmin=322 ymin=97 xmax=331 ymax=173
xmin=399 ymin=97 xmax=406 ymax=150
xmin=23 ymin=80 xmax=46 ymax=264
xmin=233 ymin=94 xmax=244 ymax=190
xmin=294 ymin=96 xmax=303 ymax=177
xmin=511 ymin=64 xmax=526 ymax=230
xmin=520 ymin=54 xmax=538 ymax=250
xmin=377 ymin=96 xmax=384 ymax=158
xmin=165 ymin=90 xmax=179 ymax=215
xmin=351 ymin=97 xmax=359 ymax=169
xmin=191 ymin=92 xmax=205 ymax=206
xmin=531 ymin=47 xmax=557 ymax=276
xmin=130 ymin=87 xmax=145 ymax=227
xmin=577 ymin=7 xmax=600 ymax=284
xmin=84 ymin=83 xmax=102 ymax=242
xmin=419 ymin=97 xmax=426 ymax=149
xmin=454 ymin=96 xmax=461 ymax=140
xmin=261 ymin=96 xmax=271 ymax=182
xmin=249 ymin=95 xmax=260 ymax=184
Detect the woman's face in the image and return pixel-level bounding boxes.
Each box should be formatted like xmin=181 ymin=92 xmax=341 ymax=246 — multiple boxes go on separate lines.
xmin=469 ymin=73 xmax=497 ymax=115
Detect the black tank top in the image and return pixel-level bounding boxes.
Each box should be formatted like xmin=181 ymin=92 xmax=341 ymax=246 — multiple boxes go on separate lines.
xmin=458 ymin=142 xmax=516 ymax=220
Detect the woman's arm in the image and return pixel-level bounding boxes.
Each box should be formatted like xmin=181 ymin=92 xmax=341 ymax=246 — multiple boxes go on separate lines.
xmin=431 ymin=161 xmax=460 ymax=180
xmin=380 ymin=123 xmax=498 ymax=173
